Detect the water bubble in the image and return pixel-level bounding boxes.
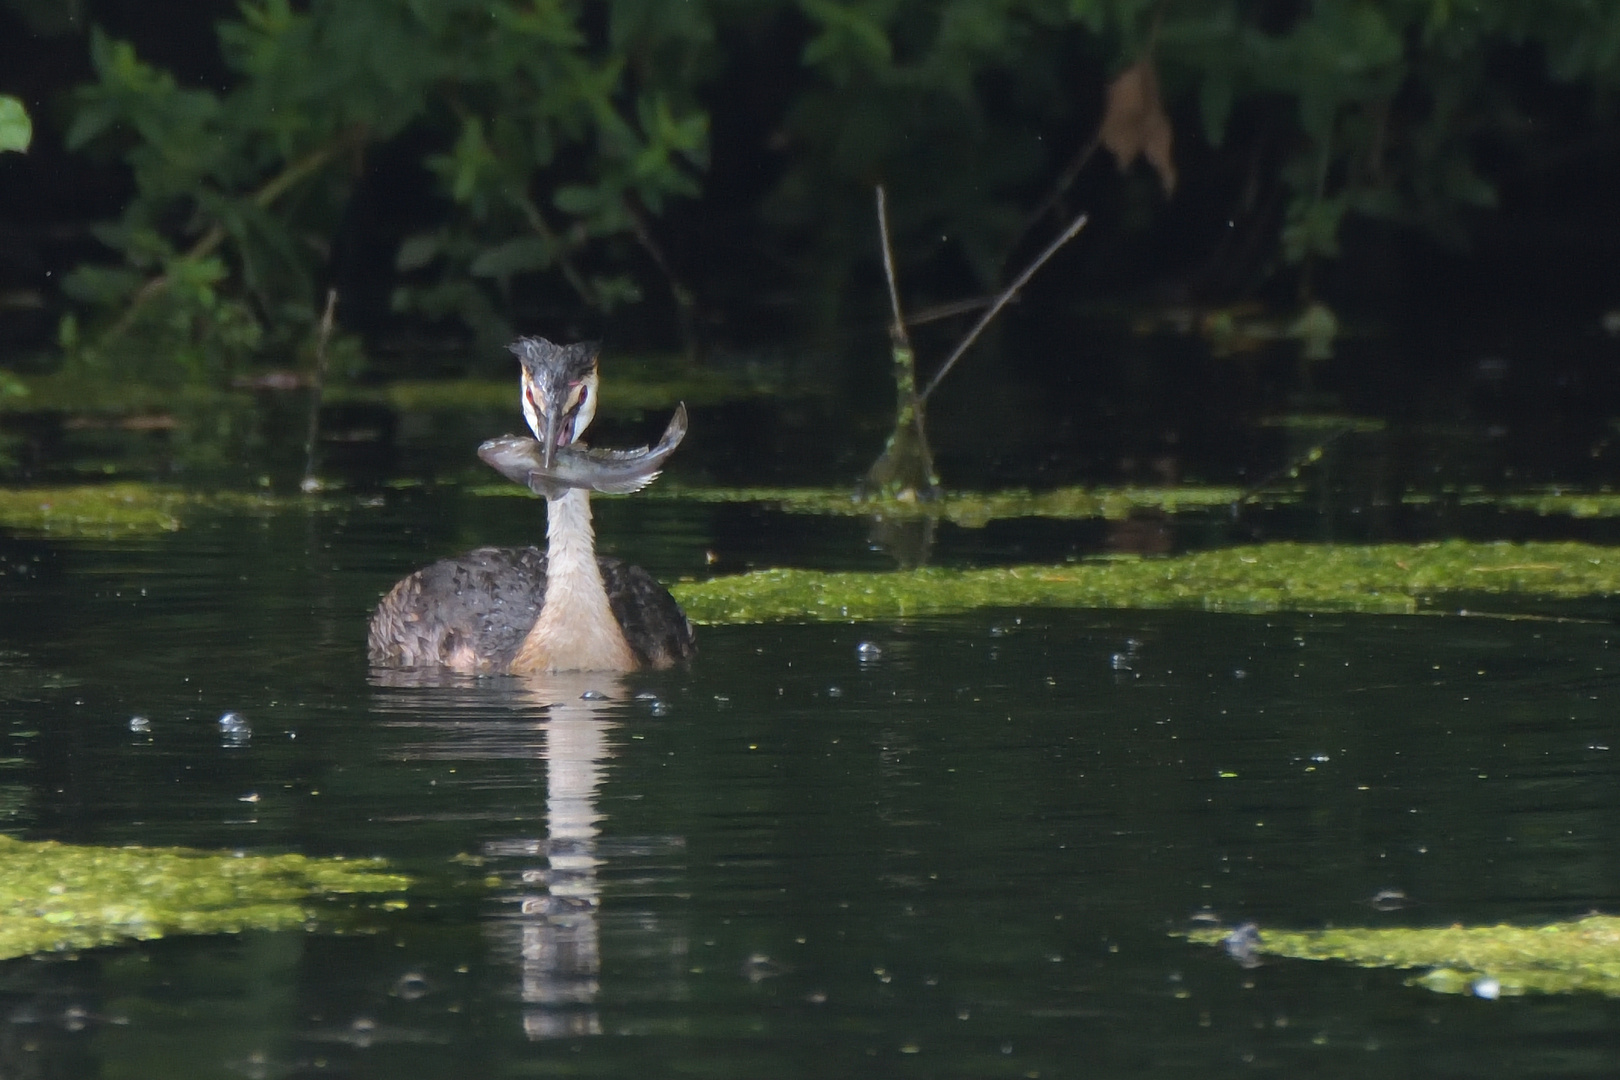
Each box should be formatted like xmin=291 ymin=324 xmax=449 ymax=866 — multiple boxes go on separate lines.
xmin=393 ymin=972 xmax=432 ymax=1001
xmin=1310 ymin=752 xmax=1331 ymax=763
xmin=1366 ymin=888 xmax=1410 ymax=912
xmin=1109 ymin=653 xmax=1133 ymax=671
xmin=346 ymin=1017 xmax=378 ymax=1049
xmin=127 ymin=716 xmax=150 ymax=734
xmin=827 ymin=686 xmax=844 ymax=698
xmin=1472 ymin=977 xmax=1501 ymax=1000
xmin=742 ymin=953 xmax=786 ymax=982
xmin=1223 ymin=922 xmax=1263 ymax=968
xmin=856 ymin=642 xmax=883 ymax=663
xmin=218 ymin=711 xmax=250 ymax=747
xmin=634 ymin=691 xmax=660 ymax=701
xmin=579 ymin=689 xmax=609 ymax=701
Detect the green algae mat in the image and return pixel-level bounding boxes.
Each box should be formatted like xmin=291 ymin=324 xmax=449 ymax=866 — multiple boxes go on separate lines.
xmin=496 ymin=481 xmax=1620 ymax=525
xmin=645 ymin=484 xmax=1248 ymax=526
xmin=0 ymin=835 xmax=408 ymax=960
xmin=671 ymin=540 xmax=1620 ymax=623
xmin=476 ymin=481 xmax=1251 ymax=529
xmin=1187 ymin=916 xmax=1620 ymax=998
xmin=0 ymin=484 xmax=289 ymax=537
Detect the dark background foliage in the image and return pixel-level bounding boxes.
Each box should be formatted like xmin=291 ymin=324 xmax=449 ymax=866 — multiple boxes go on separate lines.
xmin=1 ymin=0 xmax=1618 ymax=405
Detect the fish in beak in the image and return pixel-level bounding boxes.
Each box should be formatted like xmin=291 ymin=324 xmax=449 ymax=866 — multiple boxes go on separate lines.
xmin=479 ymin=404 xmax=688 ymax=499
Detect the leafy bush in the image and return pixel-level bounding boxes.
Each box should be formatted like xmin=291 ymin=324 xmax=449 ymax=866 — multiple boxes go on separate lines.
xmin=50 ymin=0 xmax=1620 ymax=383
xmin=61 ymin=0 xmax=709 ymax=379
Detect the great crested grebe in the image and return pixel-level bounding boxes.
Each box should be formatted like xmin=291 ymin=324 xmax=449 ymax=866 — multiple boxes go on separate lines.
xmin=367 ymin=338 xmax=696 ymax=674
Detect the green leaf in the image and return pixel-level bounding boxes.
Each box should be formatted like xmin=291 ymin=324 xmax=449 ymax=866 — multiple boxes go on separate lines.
xmin=799 ymin=0 xmax=893 ymax=75
xmin=468 ymin=236 xmax=554 ymax=279
xmin=0 ymin=96 xmax=31 ymax=153
xmin=552 ymin=183 xmax=605 ymax=216
xmin=396 ymin=232 xmax=442 ymax=272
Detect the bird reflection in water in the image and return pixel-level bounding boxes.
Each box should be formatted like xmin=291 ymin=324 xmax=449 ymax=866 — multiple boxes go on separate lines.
xmin=369 ymin=670 xmax=685 ymax=1040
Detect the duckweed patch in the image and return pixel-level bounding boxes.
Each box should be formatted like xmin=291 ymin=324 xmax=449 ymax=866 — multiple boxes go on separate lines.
xmin=541 ymin=480 xmax=1620 ymax=526
xmin=1257 ymin=414 xmax=1386 ymax=433
xmin=1487 ymin=491 xmax=1620 ymax=519
xmin=0 ymin=484 xmax=286 ymax=537
xmin=649 ymin=484 xmax=1249 ymax=526
xmin=0 ymin=835 xmax=410 ymax=960
xmin=1 ymin=374 xmax=229 ymax=416
xmin=671 ymin=540 xmax=1620 ymax=624
xmin=1187 ymin=916 xmax=1620 ymax=998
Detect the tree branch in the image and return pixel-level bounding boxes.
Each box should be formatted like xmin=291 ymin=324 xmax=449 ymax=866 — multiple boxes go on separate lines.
xmin=919 ymin=211 xmax=1088 ymax=404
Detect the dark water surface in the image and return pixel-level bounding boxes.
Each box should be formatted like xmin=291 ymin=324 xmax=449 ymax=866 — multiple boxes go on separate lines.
xmin=2 ymin=493 xmax=1619 ymax=1078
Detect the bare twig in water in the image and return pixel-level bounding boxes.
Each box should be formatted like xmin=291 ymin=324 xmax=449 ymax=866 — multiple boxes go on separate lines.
xmin=1005 ymin=136 xmax=1101 ymax=267
xmin=864 ymin=186 xmax=940 ymax=500
xmin=1230 ymin=424 xmax=1357 ymax=513
xmin=918 ymin=211 xmax=1088 ymax=404
xmin=877 ymin=186 xmax=910 ymax=351
xmin=907 ymin=293 xmax=1013 ymax=327
xmin=302 ymin=287 xmax=339 ymax=490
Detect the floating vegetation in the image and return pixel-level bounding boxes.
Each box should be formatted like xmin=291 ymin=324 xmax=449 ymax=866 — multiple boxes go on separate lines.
xmin=1186 ymin=916 xmax=1620 ymax=998
xmin=0 ymin=484 xmax=187 ymax=534
xmin=0 ymin=835 xmax=409 ymax=960
xmin=491 ymin=479 xmax=1620 ymax=527
xmin=0 ymin=373 xmax=225 ymax=416
xmin=1486 ymin=491 xmax=1620 ymax=519
xmin=672 ymin=540 xmax=1620 ymax=624
xmin=0 ymin=484 xmax=286 ymax=537
xmin=1257 ymin=413 xmax=1386 ymax=433
xmin=647 ymin=484 xmax=1250 ymax=526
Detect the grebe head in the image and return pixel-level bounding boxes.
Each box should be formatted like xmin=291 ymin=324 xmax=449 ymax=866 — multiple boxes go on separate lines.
xmin=510 ymin=337 xmax=601 ymax=468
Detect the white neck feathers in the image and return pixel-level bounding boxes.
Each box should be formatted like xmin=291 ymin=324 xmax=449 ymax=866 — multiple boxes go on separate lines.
xmin=510 ymin=488 xmax=636 ymax=673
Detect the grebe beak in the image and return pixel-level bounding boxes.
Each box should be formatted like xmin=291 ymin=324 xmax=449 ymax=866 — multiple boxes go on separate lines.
xmin=540 ymin=390 xmax=566 ymax=471
xmin=512 ymin=337 xmax=599 ymax=470
xmin=519 ymin=366 xmax=573 ymax=471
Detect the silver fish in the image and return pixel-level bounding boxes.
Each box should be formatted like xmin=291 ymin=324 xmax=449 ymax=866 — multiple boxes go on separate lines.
xmin=478 ymin=403 xmax=687 ymax=497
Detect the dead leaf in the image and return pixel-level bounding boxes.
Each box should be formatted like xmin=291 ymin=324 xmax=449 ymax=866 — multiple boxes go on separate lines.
xmin=1099 ymin=59 xmax=1176 ymax=196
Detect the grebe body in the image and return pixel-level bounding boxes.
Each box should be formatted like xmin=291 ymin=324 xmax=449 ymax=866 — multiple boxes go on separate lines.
xmin=367 ymin=338 xmax=696 ymax=674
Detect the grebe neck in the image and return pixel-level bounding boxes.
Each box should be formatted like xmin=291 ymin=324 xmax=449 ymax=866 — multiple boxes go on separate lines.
xmin=509 ymin=487 xmax=636 ymax=673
